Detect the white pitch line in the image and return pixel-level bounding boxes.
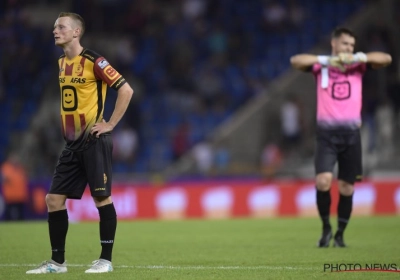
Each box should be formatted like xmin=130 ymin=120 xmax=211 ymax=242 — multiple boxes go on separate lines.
xmin=0 ymin=264 xmax=315 ymax=270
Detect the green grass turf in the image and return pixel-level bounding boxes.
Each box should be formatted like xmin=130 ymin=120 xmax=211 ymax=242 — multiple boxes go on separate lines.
xmin=0 ymin=216 xmax=399 ymax=279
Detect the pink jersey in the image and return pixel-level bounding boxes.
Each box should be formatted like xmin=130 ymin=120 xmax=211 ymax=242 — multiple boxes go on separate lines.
xmin=312 ymin=63 xmax=367 ymax=129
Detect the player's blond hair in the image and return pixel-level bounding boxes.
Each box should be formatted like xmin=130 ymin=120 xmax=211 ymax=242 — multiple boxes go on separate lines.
xmin=58 ymin=12 xmax=85 ymax=38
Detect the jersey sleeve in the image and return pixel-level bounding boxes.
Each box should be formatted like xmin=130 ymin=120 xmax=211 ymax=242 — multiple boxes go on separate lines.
xmin=93 ymin=57 xmax=127 ymax=90
xmin=358 ymin=62 xmax=367 ymax=74
xmin=345 ymin=62 xmax=367 ymax=75
xmin=311 ymin=63 xmax=322 ymax=75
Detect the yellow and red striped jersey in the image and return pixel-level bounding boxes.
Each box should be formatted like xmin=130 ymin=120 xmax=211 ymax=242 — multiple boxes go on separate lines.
xmin=58 ymin=48 xmax=126 ymax=151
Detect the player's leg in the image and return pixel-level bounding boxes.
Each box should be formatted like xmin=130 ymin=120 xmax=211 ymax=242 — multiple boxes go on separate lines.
xmin=335 ymin=180 xmax=354 ymax=247
xmin=315 ymin=130 xmax=338 ymax=247
xmin=27 ymin=149 xmax=87 ymax=274
xmin=46 ymin=193 xmax=68 ymax=265
xmin=86 ymin=196 xmax=116 ymax=273
xmin=84 ymin=134 xmax=115 ymax=273
xmin=335 ymin=130 xmax=362 ymax=247
xmin=315 ymin=172 xmax=334 ymax=247
xmin=94 ymin=196 xmax=116 ymax=263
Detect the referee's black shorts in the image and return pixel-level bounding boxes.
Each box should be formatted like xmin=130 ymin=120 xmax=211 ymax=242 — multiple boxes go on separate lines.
xmin=49 ymin=134 xmax=113 ymax=199
xmin=314 ymin=128 xmax=362 ymax=184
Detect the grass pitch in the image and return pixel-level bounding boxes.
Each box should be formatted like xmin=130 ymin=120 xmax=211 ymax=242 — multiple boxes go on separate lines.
xmin=0 ymin=216 xmax=399 ymax=279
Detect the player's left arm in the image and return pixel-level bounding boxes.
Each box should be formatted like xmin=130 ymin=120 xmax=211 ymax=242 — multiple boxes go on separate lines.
xmin=365 ymin=52 xmax=392 ymax=69
xmin=108 ymin=83 xmax=134 ymax=129
xmin=339 ymin=51 xmax=392 ymax=69
xmin=91 ymin=83 xmax=133 ymax=137
xmin=91 ymin=57 xmax=134 ymax=136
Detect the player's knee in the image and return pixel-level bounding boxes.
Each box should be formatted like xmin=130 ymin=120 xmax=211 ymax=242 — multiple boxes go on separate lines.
xmin=93 ymin=196 xmax=112 ymax=207
xmin=316 ymin=174 xmax=332 ymax=191
xmin=338 ymin=181 xmax=354 ymax=195
xmin=45 ymin=194 xmax=66 ymax=211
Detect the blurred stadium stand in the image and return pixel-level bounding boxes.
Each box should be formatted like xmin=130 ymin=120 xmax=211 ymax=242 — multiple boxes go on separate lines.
xmin=1 ymin=0 xmax=399 ymax=181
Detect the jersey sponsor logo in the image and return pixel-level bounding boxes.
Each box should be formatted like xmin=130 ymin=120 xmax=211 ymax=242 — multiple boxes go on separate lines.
xmin=98 ymin=59 xmax=109 ymax=69
xmin=70 ymin=77 xmax=86 ymax=84
xmin=332 ymin=81 xmax=351 ymax=100
xmin=59 ymin=77 xmax=65 ymax=83
xmin=62 ymin=85 xmax=78 ymax=111
xmin=103 ymin=65 xmax=117 ymax=80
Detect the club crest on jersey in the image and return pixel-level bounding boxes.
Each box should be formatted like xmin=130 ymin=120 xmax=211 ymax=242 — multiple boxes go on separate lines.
xmin=59 ymin=68 xmax=64 ymax=74
xmin=98 ymin=59 xmax=109 ymax=69
xmin=75 ymin=63 xmax=83 ymax=75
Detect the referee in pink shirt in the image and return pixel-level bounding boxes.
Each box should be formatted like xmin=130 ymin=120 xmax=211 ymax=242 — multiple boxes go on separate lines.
xmin=290 ymin=27 xmax=391 ymax=247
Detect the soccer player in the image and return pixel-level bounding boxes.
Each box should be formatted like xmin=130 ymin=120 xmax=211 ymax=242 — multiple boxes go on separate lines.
xmin=26 ymin=12 xmax=133 ymax=273
xmin=290 ymin=27 xmax=391 ymax=247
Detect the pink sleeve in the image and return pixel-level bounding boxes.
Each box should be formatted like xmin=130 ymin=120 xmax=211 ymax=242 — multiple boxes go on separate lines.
xmin=347 ymin=62 xmax=367 ymax=74
xmin=312 ymin=64 xmax=322 ymax=76
xmin=359 ymin=62 xmax=367 ymax=73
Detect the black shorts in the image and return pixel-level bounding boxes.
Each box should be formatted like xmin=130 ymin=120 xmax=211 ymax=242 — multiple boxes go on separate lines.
xmin=314 ymin=128 xmax=362 ymax=184
xmin=49 ymin=134 xmax=113 ymax=199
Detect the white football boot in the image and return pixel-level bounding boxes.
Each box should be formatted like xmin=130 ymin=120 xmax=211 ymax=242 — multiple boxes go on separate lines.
xmin=85 ymin=259 xmax=113 ymax=273
xmin=26 ymin=260 xmax=67 ymax=274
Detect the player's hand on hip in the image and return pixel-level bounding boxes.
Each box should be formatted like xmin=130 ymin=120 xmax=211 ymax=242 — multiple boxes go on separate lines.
xmin=90 ymin=119 xmax=113 ymax=138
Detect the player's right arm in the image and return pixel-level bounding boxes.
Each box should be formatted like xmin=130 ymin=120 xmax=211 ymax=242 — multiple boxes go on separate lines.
xmin=290 ymin=54 xmax=345 ymax=72
xmin=290 ymin=54 xmax=319 ymax=71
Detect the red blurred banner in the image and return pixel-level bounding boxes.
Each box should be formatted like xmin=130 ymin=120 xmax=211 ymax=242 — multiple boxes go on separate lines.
xmin=61 ymin=179 xmax=400 ymax=221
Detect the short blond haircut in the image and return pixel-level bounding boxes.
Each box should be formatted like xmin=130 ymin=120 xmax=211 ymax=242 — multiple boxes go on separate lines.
xmin=58 ymin=12 xmax=85 ymax=38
